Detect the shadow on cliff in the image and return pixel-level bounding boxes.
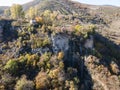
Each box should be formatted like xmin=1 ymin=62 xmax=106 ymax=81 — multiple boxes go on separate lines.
xmin=63 ymin=34 xmax=94 ymax=90
xmin=94 ymin=32 xmax=120 ymax=75
xmin=63 ymin=31 xmax=120 ymax=90
xmin=1 ymin=19 xmax=18 ymax=42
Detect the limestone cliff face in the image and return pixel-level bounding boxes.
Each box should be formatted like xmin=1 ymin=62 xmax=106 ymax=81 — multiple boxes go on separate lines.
xmin=51 ymin=34 xmax=69 ymax=53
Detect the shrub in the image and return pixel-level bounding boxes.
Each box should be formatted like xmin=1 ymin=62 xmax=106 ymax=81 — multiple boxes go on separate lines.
xmin=43 ymin=10 xmax=51 ymax=17
xmin=15 ymin=75 xmax=34 ymax=90
xmin=69 ymin=81 xmax=78 ymax=90
xmin=75 ymin=25 xmax=83 ymax=32
xmin=40 ymin=52 xmax=51 ymax=62
xmin=88 ymin=24 xmax=96 ymax=31
xmin=26 ymin=54 xmax=39 ymax=66
xmin=35 ymin=72 xmax=50 ymax=90
xmin=4 ymin=59 xmax=19 ymax=74
xmin=65 ymin=80 xmax=78 ymax=90
xmin=35 ymin=17 xmax=44 ymax=24
xmin=31 ymin=36 xmax=51 ymax=49
xmin=0 ymin=85 xmax=5 ymax=90
xmin=48 ymin=68 xmax=59 ymax=79
xmin=43 ymin=37 xmax=51 ymax=46
xmin=59 ymin=61 xmax=64 ymax=69
xmin=1 ymin=73 xmax=15 ymax=89
xmin=74 ymin=24 xmax=95 ymax=36
xmin=57 ymin=52 xmax=64 ymax=60
xmin=39 ymin=52 xmax=51 ymax=70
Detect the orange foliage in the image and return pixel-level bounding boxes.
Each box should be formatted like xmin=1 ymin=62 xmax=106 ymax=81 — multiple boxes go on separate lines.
xmin=35 ymin=17 xmax=44 ymax=24
xmin=57 ymin=52 xmax=64 ymax=60
xmin=35 ymin=72 xmax=49 ymax=90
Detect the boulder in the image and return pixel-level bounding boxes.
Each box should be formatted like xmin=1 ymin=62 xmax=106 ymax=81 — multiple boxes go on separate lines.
xmin=51 ymin=34 xmax=69 ymax=53
xmin=30 ymin=19 xmax=37 ymax=25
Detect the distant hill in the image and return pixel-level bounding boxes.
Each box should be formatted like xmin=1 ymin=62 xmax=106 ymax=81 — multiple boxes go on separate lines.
xmin=23 ymin=0 xmax=86 ymax=14
xmin=1 ymin=0 xmax=120 ymax=16
xmin=0 ymin=6 xmax=9 ymax=14
xmin=23 ymin=0 xmax=43 ymax=10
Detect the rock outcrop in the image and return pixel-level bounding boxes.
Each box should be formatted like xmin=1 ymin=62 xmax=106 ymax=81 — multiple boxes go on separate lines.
xmin=51 ymin=34 xmax=69 ymax=53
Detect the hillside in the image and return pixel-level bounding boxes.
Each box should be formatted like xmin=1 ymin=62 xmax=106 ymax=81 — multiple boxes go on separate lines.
xmin=23 ymin=0 xmax=43 ymax=10
xmin=0 ymin=6 xmax=9 ymax=14
xmin=23 ymin=0 xmax=89 ymax=15
xmin=0 ymin=0 xmax=120 ymax=90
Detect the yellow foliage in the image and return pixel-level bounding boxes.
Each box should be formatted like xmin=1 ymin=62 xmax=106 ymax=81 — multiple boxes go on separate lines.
xmin=25 ymin=54 xmax=39 ymax=66
xmin=50 ymin=11 xmax=58 ymax=21
xmin=48 ymin=68 xmax=59 ymax=79
xmin=57 ymin=52 xmax=64 ymax=60
xmin=43 ymin=10 xmax=51 ymax=17
xmin=27 ymin=7 xmax=36 ymax=19
xmin=10 ymin=4 xmax=24 ymax=19
xmin=59 ymin=61 xmax=64 ymax=69
xmin=88 ymin=24 xmax=96 ymax=31
xmin=40 ymin=52 xmax=51 ymax=62
xmin=75 ymin=25 xmax=83 ymax=32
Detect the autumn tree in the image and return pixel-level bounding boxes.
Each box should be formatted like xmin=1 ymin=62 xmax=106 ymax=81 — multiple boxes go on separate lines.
xmin=27 ymin=6 xmax=38 ymax=19
xmin=35 ymin=72 xmax=50 ymax=90
xmin=41 ymin=10 xmax=53 ymax=25
xmin=10 ymin=4 xmax=24 ymax=19
xmin=43 ymin=10 xmax=51 ymax=17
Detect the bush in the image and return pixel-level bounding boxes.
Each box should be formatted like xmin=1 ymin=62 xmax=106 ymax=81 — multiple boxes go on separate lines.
xmin=4 ymin=59 xmax=19 ymax=74
xmin=59 ymin=61 xmax=64 ymax=69
xmin=25 ymin=54 xmax=39 ymax=66
xmin=40 ymin=52 xmax=51 ymax=62
xmin=42 ymin=37 xmax=51 ymax=47
xmin=88 ymin=24 xmax=96 ymax=31
xmin=75 ymin=25 xmax=83 ymax=32
xmin=1 ymin=73 xmax=15 ymax=89
xmin=38 ymin=52 xmax=51 ymax=70
xmin=43 ymin=10 xmax=51 ymax=17
xmin=74 ymin=24 xmax=95 ymax=36
xmin=31 ymin=36 xmax=51 ymax=49
xmin=35 ymin=17 xmax=44 ymax=24
xmin=57 ymin=52 xmax=64 ymax=60
xmin=48 ymin=68 xmax=59 ymax=79
xmin=15 ymin=75 xmax=34 ymax=90
xmin=35 ymin=72 xmax=50 ymax=90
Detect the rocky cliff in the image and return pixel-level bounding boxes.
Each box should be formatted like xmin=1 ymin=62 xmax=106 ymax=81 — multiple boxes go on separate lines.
xmin=0 ymin=0 xmax=120 ymax=90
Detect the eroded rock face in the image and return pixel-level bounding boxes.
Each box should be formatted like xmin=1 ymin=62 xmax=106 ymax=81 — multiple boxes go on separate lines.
xmin=51 ymin=34 xmax=69 ymax=53
xmin=32 ymin=47 xmax=50 ymax=55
